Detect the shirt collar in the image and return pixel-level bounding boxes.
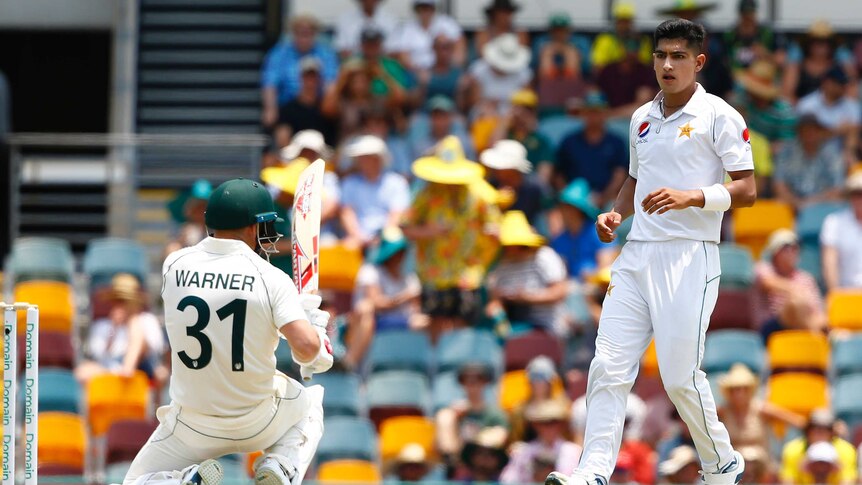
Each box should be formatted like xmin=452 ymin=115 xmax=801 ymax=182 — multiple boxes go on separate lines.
xmin=648 ymin=83 xmax=707 ymax=120
xmin=198 ymin=236 xmax=257 ymax=256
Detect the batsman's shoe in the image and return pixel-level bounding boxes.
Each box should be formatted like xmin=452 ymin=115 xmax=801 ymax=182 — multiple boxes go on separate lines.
xmin=702 ymin=450 xmax=745 ymax=485
xmin=181 ymin=459 xmax=223 ymax=485
xmin=255 ymin=456 xmax=296 ymax=485
xmin=545 ymin=470 xmax=608 ymax=485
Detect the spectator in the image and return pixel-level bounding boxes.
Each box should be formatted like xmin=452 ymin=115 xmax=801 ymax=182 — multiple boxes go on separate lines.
xmin=780 ymin=409 xmax=857 ymax=485
xmin=456 ymin=426 xmax=510 ymax=482
xmin=390 ymin=0 xmax=465 ymax=71
xmin=610 ymin=452 xmax=638 ymax=485
xmin=387 ymin=443 xmax=434 ymax=483
xmin=340 ymin=135 xmax=410 ymax=247
xmin=733 ymin=59 xmax=797 ymax=146
xmin=490 ymin=89 xmax=555 ymax=184
xmin=507 ymin=356 xmax=571 ymax=445
xmin=796 ymin=66 xmax=860 ymax=159
xmin=754 ymin=229 xmax=828 ymax=340
xmin=164 ymin=179 xmax=212 ymax=257
xmin=473 ymin=0 xmax=529 ymax=54
xmin=409 ymin=95 xmax=475 ymax=162
xmin=333 ymin=0 xmax=397 ymax=58
xmin=821 ymin=172 xmax=862 ymax=291
xmin=75 ymin=274 xmax=167 ymax=385
xmin=344 ymin=107 xmax=414 ymax=177
xmin=402 ymin=137 xmax=499 ymax=340
xmin=357 ymin=25 xmax=412 ymax=107
xmin=418 ymin=35 xmax=464 ymax=103
xmin=595 ymin=37 xmax=658 ymax=118
xmin=773 ymin=115 xmax=845 ymax=211
xmin=321 ymin=58 xmax=377 ymax=138
xmin=590 ymin=2 xmax=652 ymax=70
xmin=656 ymin=409 xmax=695 ymax=470
xmin=500 ymin=400 xmax=582 ymax=484
xmin=485 ymin=211 xmax=568 ymax=336
xmin=550 ymin=179 xmax=617 ymax=280
xmin=273 ymin=57 xmax=337 ymax=148
xmin=554 ymin=91 xmax=628 ymax=207
xmin=723 ymin=0 xmax=785 ymax=71
xmin=538 ymin=13 xmax=583 ymax=81
xmin=461 ymin=33 xmax=532 ymax=115
xmin=782 ymin=20 xmax=856 ymax=103
xmin=740 ymin=445 xmax=773 ymax=484
xmin=436 ymin=362 xmax=509 ymax=469
xmin=658 ymin=446 xmax=700 ymax=485
xmin=260 ymin=15 xmax=338 ymax=128
xmin=480 ymin=139 xmax=546 ymax=223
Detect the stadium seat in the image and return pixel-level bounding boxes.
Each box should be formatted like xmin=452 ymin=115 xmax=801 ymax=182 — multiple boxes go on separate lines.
xmin=83 ymin=238 xmax=149 ymax=288
xmin=105 ymin=461 xmax=134 ymax=484
xmin=641 ymin=340 xmax=659 ymax=377
xmin=766 ymin=372 xmax=828 ymax=416
xmin=366 ymin=330 xmax=432 ymax=375
xmin=498 ymin=369 xmax=566 ymax=412
xmin=767 ymin=330 xmax=829 ymax=374
xmin=378 ymin=416 xmax=436 ymax=462
xmin=316 ymin=417 xmax=378 ymax=463
xmin=366 ymin=371 xmax=430 ymax=428
xmin=106 ymin=419 xmax=159 ymax=465
xmin=702 ymin=330 xmax=765 ymax=375
xmin=833 ymin=374 xmax=862 ymax=429
xmin=307 ymin=372 xmax=362 ymax=417
xmin=833 ymin=336 xmax=862 ymax=377
xmin=29 ymin=331 xmax=75 ymax=369
xmin=87 ymin=371 xmax=151 ymax=436
xmin=38 ymin=412 xmax=87 ymax=471
xmin=503 ymin=330 xmax=563 ymax=371
xmin=317 ymin=459 xmax=381 ymax=483
xmin=13 ymin=280 xmax=74 ymax=334
xmin=732 ymin=200 xmax=794 ymax=259
xmin=318 ymin=244 xmax=362 ymax=292
xmin=797 ymin=202 xmax=846 ymax=245
xmin=7 ymin=237 xmax=74 ymax=284
xmin=710 ymin=290 xmax=756 ymax=330
xmin=431 ymin=371 xmax=497 ymax=412
xmin=798 ymin=244 xmax=823 ymax=288
xmin=435 ymin=328 xmax=502 ymax=376
xmin=718 ymin=244 xmax=755 ymax=289
xmin=537 ymin=115 xmax=583 ymax=148
xmin=37 ymin=368 xmax=81 ymax=414
xmin=827 ymin=290 xmax=862 ymax=330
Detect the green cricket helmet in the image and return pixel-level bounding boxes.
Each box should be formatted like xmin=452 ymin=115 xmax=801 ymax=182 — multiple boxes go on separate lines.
xmin=205 ymin=178 xmax=284 ymax=258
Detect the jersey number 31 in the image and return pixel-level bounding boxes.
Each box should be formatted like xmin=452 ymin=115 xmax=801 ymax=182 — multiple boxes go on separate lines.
xmin=176 ymin=295 xmax=247 ymax=372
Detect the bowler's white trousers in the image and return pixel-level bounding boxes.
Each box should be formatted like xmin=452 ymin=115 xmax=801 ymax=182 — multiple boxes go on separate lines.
xmin=123 ymin=373 xmax=324 ymax=485
xmin=578 ymin=240 xmax=733 ymax=479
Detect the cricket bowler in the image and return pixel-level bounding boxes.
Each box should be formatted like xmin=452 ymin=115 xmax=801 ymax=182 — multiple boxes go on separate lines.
xmin=123 ymin=178 xmax=334 ymax=485
xmin=546 ymin=19 xmax=757 ymax=485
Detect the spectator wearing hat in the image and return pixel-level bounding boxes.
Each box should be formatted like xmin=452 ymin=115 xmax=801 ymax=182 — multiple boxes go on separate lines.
xmin=409 ymin=95 xmax=475 ymax=162
xmin=456 ymin=426 xmax=510 ymax=482
xmin=550 ymin=179 xmax=617 ymax=281
xmin=659 ymin=446 xmax=701 ymax=485
xmin=590 ymin=2 xmax=652 ymax=70
xmin=333 ymin=0 xmax=397 ymax=58
xmin=723 ymin=0 xmax=785 ymax=72
xmin=773 ymin=114 xmax=845 ymax=211
xmin=386 ymin=443 xmax=434 ymax=483
xmin=345 ymin=107 xmax=414 ymax=177
xmin=739 ymin=445 xmax=773 ymax=484
xmin=782 ymin=20 xmax=856 ymax=103
xmin=418 ymin=34 xmax=464 ymax=104
xmin=501 ymin=400 xmax=582 ymax=484
xmin=340 ymin=135 xmax=410 ymax=247
xmin=260 ymin=14 xmax=339 ymax=128
xmin=537 ymin=13 xmax=584 ymax=81
xmin=796 ymin=66 xmax=861 ymax=158
xmin=273 ymin=56 xmax=338 ymax=148
xmin=436 ymin=363 xmax=509 ymax=469
xmin=554 ymin=91 xmax=628 ymax=207
xmin=595 ymin=36 xmax=658 ymax=118
xmin=390 ymin=0 xmax=465 ymax=72
xmin=733 ymin=59 xmax=797 ymax=146
xmin=473 ymin=0 xmax=528 ymax=54
xmin=821 ymin=172 xmax=862 ymax=291
xmin=507 ymin=356 xmax=571 ymax=445
xmin=489 ymin=89 xmax=555 ymax=184
xmin=75 ymin=274 xmax=167 ymax=385
xmin=656 ymin=409 xmax=696 ymax=475
xmin=780 ymin=409 xmax=857 ymax=485
xmin=754 ymin=229 xmax=827 ymax=340
xmin=480 ymin=139 xmax=546 ymax=223
xmin=485 ymin=211 xmax=568 ymax=336
xmin=164 ymin=179 xmax=212 ymax=257
xmin=402 ymin=136 xmax=500 ymax=340
xmin=461 ymin=33 xmax=532 ymax=116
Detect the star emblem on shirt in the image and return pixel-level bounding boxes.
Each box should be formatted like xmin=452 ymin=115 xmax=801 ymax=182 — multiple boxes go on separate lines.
xmin=678 ymin=122 xmax=694 ymax=138
xmin=606 ymin=283 xmax=615 ymax=296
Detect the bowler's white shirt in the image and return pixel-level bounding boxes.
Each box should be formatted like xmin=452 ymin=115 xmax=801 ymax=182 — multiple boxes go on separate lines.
xmin=627 ymin=84 xmax=754 ymax=243
xmin=162 ymin=237 xmax=306 ymax=416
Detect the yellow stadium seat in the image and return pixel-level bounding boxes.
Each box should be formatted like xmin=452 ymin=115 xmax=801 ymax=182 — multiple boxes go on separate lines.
xmin=767 ymin=330 xmax=830 ymax=373
xmin=641 ymin=339 xmax=659 ymax=377
xmin=13 ymin=280 xmax=74 ymax=334
xmin=499 ymin=370 xmax=564 ymax=412
xmin=318 ymin=244 xmax=362 ymax=292
xmin=732 ymin=200 xmax=794 ymax=259
xmin=767 ymin=372 xmax=828 ymax=417
xmin=318 ymin=460 xmax=381 ymax=483
xmin=87 ymin=371 xmax=150 ymax=436
xmin=379 ymin=416 xmax=436 ymax=462
xmin=828 ymin=290 xmax=862 ymax=330
xmin=39 ymin=412 xmax=87 ymax=469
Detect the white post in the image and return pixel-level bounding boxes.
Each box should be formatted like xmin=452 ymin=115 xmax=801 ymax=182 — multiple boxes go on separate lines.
xmin=23 ymin=306 xmax=37 ymax=485
xmin=2 ymin=305 xmax=16 ymax=485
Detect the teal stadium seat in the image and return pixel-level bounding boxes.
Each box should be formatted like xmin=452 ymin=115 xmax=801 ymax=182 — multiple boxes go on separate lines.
xmin=797 ymin=202 xmax=846 ymax=245
xmin=307 ymin=372 xmax=362 ymax=417
xmin=83 ymin=238 xmax=149 ymax=287
xmin=432 ymin=371 xmax=498 ymax=412
xmin=7 ymin=237 xmax=74 ymax=283
xmin=702 ymin=330 xmax=765 ymax=375
xmin=105 ymin=462 xmax=133 ymax=484
xmin=832 ymin=336 xmax=862 ymax=378
xmin=435 ymin=328 xmax=503 ymax=376
xmin=366 ymin=330 xmax=432 ymax=375
xmin=37 ymin=368 xmax=81 ymax=414
xmin=366 ymin=371 xmax=431 ymax=427
xmin=833 ymin=374 xmax=862 ymax=428
xmin=316 ymin=417 xmax=378 ymax=463
xmin=718 ymin=244 xmax=755 ymax=289
xmin=537 ymin=116 xmax=583 ymax=149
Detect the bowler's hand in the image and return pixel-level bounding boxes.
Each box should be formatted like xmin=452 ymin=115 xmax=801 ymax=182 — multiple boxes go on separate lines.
xmin=595 ymin=211 xmax=622 ymax=243
xmin=641 ymin=188 xmax=703 ymax=215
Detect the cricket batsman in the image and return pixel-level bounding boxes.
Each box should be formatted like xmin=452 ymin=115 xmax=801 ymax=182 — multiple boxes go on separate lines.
xmin=546 ymin=19 xmax=757 ymax=485
xmin=123 ymin=178 xmax=334 ymax=485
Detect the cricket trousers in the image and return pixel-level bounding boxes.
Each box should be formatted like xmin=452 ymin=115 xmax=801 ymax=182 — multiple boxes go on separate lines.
xmin=577 ymin=239 xmax=734 ymax=479
xmin=123 ymin=373 xmax=324 ymax=485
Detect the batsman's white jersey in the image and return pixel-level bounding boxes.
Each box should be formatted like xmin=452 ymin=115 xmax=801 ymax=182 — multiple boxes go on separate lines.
xmin=123 ymin=237 xmax=323 ymax=485
xmin=577 ymin=84 xmax=754 ymax=479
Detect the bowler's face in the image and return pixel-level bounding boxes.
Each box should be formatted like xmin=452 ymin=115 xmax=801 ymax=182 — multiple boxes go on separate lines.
xmin=653 ymin=38 xmax=704 ymax=95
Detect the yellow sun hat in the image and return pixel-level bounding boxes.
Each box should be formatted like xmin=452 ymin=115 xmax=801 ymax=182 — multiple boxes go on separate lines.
xmin=411 ymin=135 xmax=485 ymax=185
xmin=260 ymin=157 xmax=311 ymax=195
xmin=499 ymin=210 xmax=545 ymax=247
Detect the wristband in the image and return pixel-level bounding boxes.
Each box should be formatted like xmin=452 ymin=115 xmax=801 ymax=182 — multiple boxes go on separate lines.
xmin=701 ymin=183 xmax=731 ymax=211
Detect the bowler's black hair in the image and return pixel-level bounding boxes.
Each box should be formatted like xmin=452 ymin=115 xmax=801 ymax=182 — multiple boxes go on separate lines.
xmin=654 ymin=18 xmax=706 ymax=53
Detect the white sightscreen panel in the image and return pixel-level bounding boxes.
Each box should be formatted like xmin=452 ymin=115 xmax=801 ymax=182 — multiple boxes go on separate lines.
xmin=289 ymin=0 xmax=417 ymax=26
xmin=620 ymin=0 xmax=770 ymax=31
xmin=452 ymin=0 xmax=606 ymax=30
xmin=775 ymin=0 xmax=862 ymax=30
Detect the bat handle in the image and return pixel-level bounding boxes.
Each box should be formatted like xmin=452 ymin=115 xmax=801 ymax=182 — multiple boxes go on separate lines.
xmin=301 ymin=366 xmax=312 ymax=381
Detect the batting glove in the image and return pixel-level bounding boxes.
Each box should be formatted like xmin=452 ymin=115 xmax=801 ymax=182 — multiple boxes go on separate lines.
xmin=298 ymin=294 xmax=330 ymax=329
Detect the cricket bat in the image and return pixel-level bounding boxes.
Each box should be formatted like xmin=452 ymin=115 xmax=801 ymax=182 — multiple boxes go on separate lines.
xmin=291 ymin=158 xmax=325 ymax=381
